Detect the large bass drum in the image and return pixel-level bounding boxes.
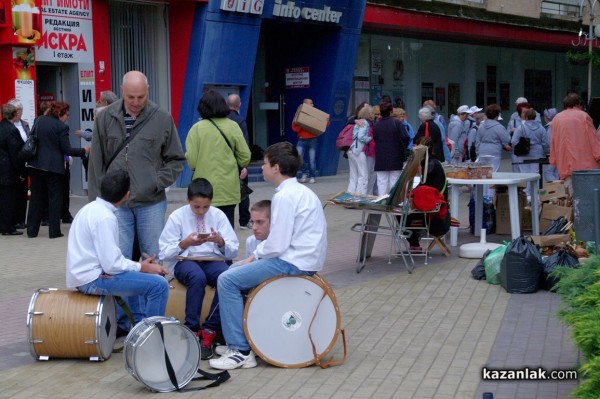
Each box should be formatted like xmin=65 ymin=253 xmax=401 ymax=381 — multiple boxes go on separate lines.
xmin=124 ymin=316 xmax=200 ymax=392
xmin=27 ymin=288 xmax=116 ymax=361
xmin=243 ymin=274 xmax=341 ymax=368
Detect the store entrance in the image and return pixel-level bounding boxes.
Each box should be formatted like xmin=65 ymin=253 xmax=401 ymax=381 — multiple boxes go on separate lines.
xmin=251 ymin=21 xmax=338 ymax=154
xmin=36 ymin=63 xmax=86 ymax=195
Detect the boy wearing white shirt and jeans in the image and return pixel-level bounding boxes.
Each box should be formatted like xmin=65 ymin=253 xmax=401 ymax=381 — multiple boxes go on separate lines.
xmin=210 ymin=142 xmax=328 ymax=370
xmin=159 ymin=178 xmax=238 ymax=360
xmin=66 ymin=170 xmax=169 ymax=336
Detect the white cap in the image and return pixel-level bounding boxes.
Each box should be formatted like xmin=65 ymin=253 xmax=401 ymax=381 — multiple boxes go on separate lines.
xmin=515 ymin=97 xmax=528 ymax=105
xmin=498 ymin=115 xmax=503 ymax=121
xmin=457 ymin=105 xmax=470 ymax=114
xmin=469 ymin=106 xmax=483 ymax=114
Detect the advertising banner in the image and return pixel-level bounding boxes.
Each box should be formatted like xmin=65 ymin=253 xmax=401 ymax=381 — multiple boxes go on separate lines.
xmin=11 ymin=0 xmax=42 ymax=45
xmin=36 ymin=0 xmax=94 ymax=63
xmin=12 ymin=46 xmax=36 ymax=124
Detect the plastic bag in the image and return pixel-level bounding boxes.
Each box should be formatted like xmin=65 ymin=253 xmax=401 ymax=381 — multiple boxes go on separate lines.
xmin=500 ymin=236 xmax=543 ymax=293
xmin=542 ymin=249 xmax=579 ymax=291
xmin=471 ymin=249 xmax=491 ymax=280
xmin=484 ymin=244 xmax=508 ymax=285
xmin=542 ymin=216 xmax=568 ymax=235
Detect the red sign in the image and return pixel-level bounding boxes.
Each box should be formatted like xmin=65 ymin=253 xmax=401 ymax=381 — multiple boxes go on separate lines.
xmin=285 ymin=66 xmax=310 ymax=89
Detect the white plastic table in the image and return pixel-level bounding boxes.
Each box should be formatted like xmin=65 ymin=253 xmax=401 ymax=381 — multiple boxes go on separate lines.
xmin=447 ymin=172 xmax=540 ymax=247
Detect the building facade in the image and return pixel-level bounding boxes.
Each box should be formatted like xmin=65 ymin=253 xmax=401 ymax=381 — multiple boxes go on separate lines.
xmin=0 ymin=0 xmax=595 ymax=187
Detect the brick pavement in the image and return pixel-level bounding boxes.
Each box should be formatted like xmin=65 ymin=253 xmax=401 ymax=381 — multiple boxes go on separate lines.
xmin=0 ymin=171 xmax=580 ymax=398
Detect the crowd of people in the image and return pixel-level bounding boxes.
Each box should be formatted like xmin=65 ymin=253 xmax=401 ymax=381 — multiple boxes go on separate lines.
xmin=4 ymin=68 xmax=600 ymax=374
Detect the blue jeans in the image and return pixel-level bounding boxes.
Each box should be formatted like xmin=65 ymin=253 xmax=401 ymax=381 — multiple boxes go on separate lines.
xmin=217 ymin=258 xmax=314 ymax=351
xmin=77 ymin=272 xmax=169 ymax=329
xmin=115 ymin=200 xmax=167 ymax=329
xmin=296 ymin=138 xmax=318 ymax=178
xmin=174 ymin=260 xmax=229 ymax=332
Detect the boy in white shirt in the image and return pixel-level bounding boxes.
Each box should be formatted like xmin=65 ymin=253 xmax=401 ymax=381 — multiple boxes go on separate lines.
xmin=209 ymin=141 xmax=327 ymax=370
xmin=243 ymin=200 xmax=271 ymax=258
xmin=159 ymin=178 xmax=238 ymax=360
xmin=66 ymin=170 xmax=169 ymax=336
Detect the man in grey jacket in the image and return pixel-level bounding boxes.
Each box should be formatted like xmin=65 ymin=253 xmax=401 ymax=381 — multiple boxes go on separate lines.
xmin=88 ymin=71 xmax=185 ymax=334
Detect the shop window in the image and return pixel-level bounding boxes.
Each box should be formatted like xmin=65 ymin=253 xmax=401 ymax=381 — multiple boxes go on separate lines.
xmin=541 ymin=1 xmax=579 ymax=17
xmin=524 ymin=69 xmax=552 ymax=111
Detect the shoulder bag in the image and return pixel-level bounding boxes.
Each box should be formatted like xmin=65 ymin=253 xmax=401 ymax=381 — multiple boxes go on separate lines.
xmin=513 ymin=126 xmax=530 ymax=156
xmin=18 ymin=125 xmax=37 ymax=161
xmin=207 ymin=119 xmax=253 ymax=201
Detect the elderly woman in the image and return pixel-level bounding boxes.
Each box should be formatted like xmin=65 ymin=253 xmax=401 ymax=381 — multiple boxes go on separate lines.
xmin=0 ymin=104 xmax=25 ymax=236
xmin=414 ymin=106 xmax=445 ymax=162
xmin=26 ymin=101 xmax=89 ymax=238
xmin=512 ymin=107 xmax=549 ymax=199
xmin=185 ymin=90 xmax=251 ymax=227
xmin=347 ymin=105 xmax=373 ymax=194
xmin=372 ymin=102 xmax=410 ymax=195
xmin=6 ymin=99 xmax=30 ymax=229
xmin=475 ymin=104 xmax=512 ymax=198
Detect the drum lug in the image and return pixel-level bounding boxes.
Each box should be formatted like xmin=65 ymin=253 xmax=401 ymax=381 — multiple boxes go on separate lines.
xmin=84 ymin=312 xmax=100 ymax=316
xmin=31 ymin=339 xmax=43 ymax=343
xmin=89 ymin=356 xmax=101 ymax=362
xmin=38 ymin=355 xmax=49 ymax=361
xmin=84 ymin=339 xmax=98 ymax=345
xmin=31 ymin=311 xmax=44 ymax=315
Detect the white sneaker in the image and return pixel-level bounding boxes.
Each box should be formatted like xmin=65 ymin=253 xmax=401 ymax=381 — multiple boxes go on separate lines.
xmin=299 ymin=174 xmax=308 ymax=183
xmin=309 ymin=177 xmax=316 ymax=184
xmin=214 ymin=345 xmax=228 ymax=356
xmin=209 ymin=349 xmax=257 ymax=370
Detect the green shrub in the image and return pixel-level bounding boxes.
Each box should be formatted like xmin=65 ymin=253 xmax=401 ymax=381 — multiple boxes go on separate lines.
xmin=553 ymin=256 xmax=600 ymax=398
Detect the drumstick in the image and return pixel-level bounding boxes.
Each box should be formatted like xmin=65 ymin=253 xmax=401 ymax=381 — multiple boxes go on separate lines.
xmin=176 ymin=256 xmax=225 ymax=262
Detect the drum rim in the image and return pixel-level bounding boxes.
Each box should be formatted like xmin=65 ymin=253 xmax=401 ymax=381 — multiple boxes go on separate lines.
xmin=243 ymin=274 xmax=341 ymax=368
xmin=124 ymin=316 xmax=200 ymax=392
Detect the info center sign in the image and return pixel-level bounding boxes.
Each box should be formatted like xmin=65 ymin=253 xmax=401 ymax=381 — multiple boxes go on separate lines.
xmin=36 ymin=0 xmax=94 ymax=63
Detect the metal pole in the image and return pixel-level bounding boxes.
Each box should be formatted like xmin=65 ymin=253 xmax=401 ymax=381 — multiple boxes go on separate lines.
xmin=590 ymin=0 xmax=595 ymax=100
xmin=594 ymin=188 xmax=600 ymax=255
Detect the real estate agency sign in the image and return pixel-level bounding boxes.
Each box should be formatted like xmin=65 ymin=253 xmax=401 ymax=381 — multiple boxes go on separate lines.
xmin=36 ymin=0 xmax=94 ymax=63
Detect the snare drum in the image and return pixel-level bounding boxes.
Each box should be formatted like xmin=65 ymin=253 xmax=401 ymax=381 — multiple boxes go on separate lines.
xmin=124 ymin=316 xmax=200 ymax=392
xmin=243 ymin=274 xmax=341 ymax=368
xmin=27 ymin=288 xmax=116 ymax=361
xmin=165 ymin=278 xmax=216 ymax=325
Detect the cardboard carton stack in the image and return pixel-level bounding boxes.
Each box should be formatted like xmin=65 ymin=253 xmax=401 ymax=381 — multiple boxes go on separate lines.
xmin=532 ymin=180 xmax=572 ymax=247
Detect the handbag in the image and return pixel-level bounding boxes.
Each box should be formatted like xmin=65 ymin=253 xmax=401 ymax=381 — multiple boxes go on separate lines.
xmin=513 ymin=127 xmax=530 ymax=156
xmin=18 ymin=128 xmax=37 ymax=161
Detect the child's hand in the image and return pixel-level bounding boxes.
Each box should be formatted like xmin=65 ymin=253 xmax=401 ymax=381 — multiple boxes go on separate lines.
xmin=204 ymin=228 xmax=225 ymax=247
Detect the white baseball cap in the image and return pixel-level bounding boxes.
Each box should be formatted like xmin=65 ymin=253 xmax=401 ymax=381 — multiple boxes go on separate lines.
xmin=515 ymin=97 xmax=528 ymax=105
xmin=469 ymin=106 xmax=483 ymax=114
xmin=457 ymin=105 xmax=470 ymax=114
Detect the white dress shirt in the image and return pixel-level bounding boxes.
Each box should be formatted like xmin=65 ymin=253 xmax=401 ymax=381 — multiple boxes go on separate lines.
xmin=245 ymin=235 xmax=262 ymax=258
xmin=14 ymin=120 xmax=27 ymax=142
xmin=255 ymin=178 xmax=327 ymax=272
xmin=159 ymin=205 xmax=239 ymax=273
xmin=66 ymin=198 xmax=141 ymax=288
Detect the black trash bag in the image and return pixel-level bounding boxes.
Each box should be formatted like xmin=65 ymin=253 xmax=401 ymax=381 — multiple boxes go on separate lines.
xmin=541 ymin=216 xmax=569 ymax=236
xmin=541 ymin=249 xmax=579 ymax=291
xmin=500 ymin=236 xmax=543 ymax=293
xmin=471 ymin=249 xmax=491 ymax=280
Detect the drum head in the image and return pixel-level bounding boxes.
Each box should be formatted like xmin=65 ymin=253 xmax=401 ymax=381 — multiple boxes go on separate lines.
xmin=124 ymin=317 xmax=200 ymax=392
xmin=97 ymin=295 xmax=116 ymax=359
xmin=243 ymin=275 xmax=341 ymax=368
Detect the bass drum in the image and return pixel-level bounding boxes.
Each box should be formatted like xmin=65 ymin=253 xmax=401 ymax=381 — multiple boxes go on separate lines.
xmin=124 ymin=316 xmax=200 ymax=392
xmin=243 ymin=274 xmax=341 ymax=368
xmin=27 ymin=288 xmax=116 ymax=361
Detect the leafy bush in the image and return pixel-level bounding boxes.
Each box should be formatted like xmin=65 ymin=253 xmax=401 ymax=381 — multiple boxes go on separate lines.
xmin=553 ymin=256 xmax=600 ymax=398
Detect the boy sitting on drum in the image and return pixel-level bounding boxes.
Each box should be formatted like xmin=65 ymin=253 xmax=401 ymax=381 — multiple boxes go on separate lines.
xmin=66 ymin=170 xmax=169 ymax=336
xmin=230 ymin=200 xmax=271 ymax=268
xmin=158 ymin=178 xmax=239 ymax=360
xmin=209 ymin=141 xmax=327 ymax=370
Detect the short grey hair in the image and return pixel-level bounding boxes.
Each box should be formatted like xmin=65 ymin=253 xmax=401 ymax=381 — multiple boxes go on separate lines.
xmin=7 ymin=98 xmax=23 ymax=110
xmin=99 ymin=91 xmax=118 ymax=105
xmin=418 ymin=107 xmax=433 ymax=121
xmin=2 ymin=103 xmax=17 ymax=120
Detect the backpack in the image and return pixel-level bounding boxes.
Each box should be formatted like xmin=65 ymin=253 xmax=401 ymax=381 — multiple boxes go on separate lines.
xmin=336 ymin=123 xmax=355 ymax=151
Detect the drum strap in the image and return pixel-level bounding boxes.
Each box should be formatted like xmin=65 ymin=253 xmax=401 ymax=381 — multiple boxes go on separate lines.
xmin=308 ymin=290 xmax=348 ymax=369
xmin=155 ymin=322 xmax=231 ymax=391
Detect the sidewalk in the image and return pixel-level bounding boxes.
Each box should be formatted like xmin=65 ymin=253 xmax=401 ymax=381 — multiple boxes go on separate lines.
xmin=0 ymin=170 xmax=579 ymax=398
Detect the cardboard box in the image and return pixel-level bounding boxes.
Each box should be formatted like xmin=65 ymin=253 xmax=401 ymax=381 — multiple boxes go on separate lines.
xmin=539 ymin=180 xmax=567 ymax=202
xmin=530 ymin=234 xmax=571 ymax=247
xmin=293 ymin=104 xmax=329 ymax=136
xmin=540 ymin=203 xmax=573 ymax=231
xmin=494 ymin=192 xmax=527 ymax=235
